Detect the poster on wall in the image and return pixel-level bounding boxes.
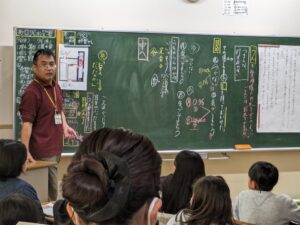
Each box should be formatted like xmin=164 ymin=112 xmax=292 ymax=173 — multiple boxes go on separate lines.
xmin=58 ymin=44 xmax=89 ymax=90
xmin=257 ymin=45 xmax=300 ymax=132
xmin=223 ymin=0 xmax=248 ymax=16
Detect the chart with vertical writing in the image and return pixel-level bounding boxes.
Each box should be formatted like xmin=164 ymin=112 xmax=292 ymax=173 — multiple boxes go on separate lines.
xmin=257 ymin=45 xmax=300 ymax=132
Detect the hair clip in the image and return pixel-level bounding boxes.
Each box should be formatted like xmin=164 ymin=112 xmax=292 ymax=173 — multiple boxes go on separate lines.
xmin=74 ymin=151 xmax=131 ymax=222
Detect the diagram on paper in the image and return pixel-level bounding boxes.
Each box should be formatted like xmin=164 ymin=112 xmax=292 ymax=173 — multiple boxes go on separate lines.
xmin=58 ymin=44 xmax=89 ymax=90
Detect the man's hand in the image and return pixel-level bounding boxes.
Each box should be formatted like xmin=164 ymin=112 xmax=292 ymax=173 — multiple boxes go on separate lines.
xmin=27 ymin=151 xmax=36 ymax=163
xmin=62 ymin=111 xmax=78 ymax=140
xmin=63 ymin=125 xmax=78 ymax=140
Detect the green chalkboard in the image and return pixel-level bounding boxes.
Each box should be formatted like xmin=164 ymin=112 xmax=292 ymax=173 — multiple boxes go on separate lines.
xmin=14 ymin=28 xmax=57 ymax=145
xmin=14 ymin=27 xmax=300 ymax=153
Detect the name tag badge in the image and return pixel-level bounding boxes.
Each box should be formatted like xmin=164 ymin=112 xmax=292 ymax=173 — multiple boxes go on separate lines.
xmin=54 ymin=112 xmax=62 ymax=125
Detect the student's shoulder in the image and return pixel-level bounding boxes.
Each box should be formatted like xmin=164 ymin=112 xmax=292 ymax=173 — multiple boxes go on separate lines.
xmin=15 ymin=178 xmax=37 ymax=193
xmin=236 ymin=189 xmax=254 ymax=197
xmin=166 ymin=210 xmax=186 ymax=225
xmin=165 ymin=213 xmax=177 ymax=225
xmin=17 ymin=180 xmax=40 ymax=202
xmin=235 ymin=189 xmax=268 ymax=203
xmin=274 ymin=193 xmax=298 ymax=206
xmin=3 ymin=177 xmax=24 ymax=186
xmin=0 ymin=178 xmax=37 ymax=199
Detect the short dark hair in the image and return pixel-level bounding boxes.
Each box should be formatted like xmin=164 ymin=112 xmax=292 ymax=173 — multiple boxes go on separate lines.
xmin=0 ymin=139 xmax=27 ymax=179
xmin=248 ymin=161 xmax=279 ymax=191
xmin=162 ymin=150 xmax=205 ymax=214
xmin=33 ymin=49 xmax=55 ymax=64
xmin=184 ymin=176 xmax=234 ymax=225
xmin=0 ymin=193 xmax=43 ymax=225
xmin=62 ymin=128 xmax=162 ymax=225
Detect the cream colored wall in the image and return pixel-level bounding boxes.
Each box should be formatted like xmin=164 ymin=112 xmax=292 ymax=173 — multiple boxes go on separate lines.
xmin=160 ymin=151 xmax=300 ymax=198
xmin=1 ymin=0 xmax=300 ymax=199
xmin=1 ymin=0 xmax=300 ymax=47
xmin=58 ymin=150 xmax=300 ymax=199
xmin=0 ymin=46 xmax=13 ymax=138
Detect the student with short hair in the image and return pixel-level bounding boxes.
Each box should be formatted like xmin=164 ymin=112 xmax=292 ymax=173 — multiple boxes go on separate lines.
xmin=0 ymin=139 xmax=44 ymax=221
xmin=0 ymin=139 xmax=41 ymax=203
xmin=55 ymin=128 xmax=162 ymax=225
xmin=233 ymin=161 xmax=300 ymax=225
xmin=166 ymin=176 xmax=235 ymax=225
xmin=161 ymin=150 xmax=206 ymax=214
xmin=0 ymin=193 xmax=44 ymax=225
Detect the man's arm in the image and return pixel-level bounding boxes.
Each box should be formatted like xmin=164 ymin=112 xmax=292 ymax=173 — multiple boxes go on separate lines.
xmin=61 ymin=111 xmax=77 ymax=139
xmin=21 ymin=122 xmax=35 ymax=163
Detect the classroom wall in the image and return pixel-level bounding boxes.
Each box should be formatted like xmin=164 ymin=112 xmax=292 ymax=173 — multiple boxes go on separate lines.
xmin=58 ymin=151 xmax=300 ymax=199
xmin=1 ymin=0 xmax=300 ymax=199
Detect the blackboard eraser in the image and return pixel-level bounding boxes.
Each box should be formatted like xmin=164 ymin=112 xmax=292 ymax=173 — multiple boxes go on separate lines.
xmin=234 ymin=144 xmax=252 ymax=150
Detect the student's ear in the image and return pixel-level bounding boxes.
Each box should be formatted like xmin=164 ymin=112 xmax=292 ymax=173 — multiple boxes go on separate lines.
xmin=66 ymin=202 xmax=78 ymax=225
xmin=248 ymin=178 xmax=257 ymax=190
xmin=147 ymin=197 xmax=162 ymax=225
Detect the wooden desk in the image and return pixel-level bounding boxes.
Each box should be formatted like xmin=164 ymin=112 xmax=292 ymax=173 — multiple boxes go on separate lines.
xmin=234 ymin=219 xmax=256 ymax=225
xmin=17 ymin=222 xmax=45 ymax=225
xmin=20 ymin=161 xmax=57 ymax=202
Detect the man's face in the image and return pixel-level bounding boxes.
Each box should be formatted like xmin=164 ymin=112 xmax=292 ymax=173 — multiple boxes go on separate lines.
xmin=32 ymin=55 xmax=56 ymax=84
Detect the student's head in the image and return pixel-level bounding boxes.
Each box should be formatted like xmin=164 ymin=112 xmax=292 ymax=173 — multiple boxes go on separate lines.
xmin=248 ymin=161 xmax=279 ymax=191
xmin=174 ymin=150 xmax=205 ymax=177
xmin=161 ymin=150 xmax=205 ymax=214
xmin=62 ymin=128 xmax=162 ymax=225
xmin=32 ymin=49 xmax=56 ymax=84
xmin=0 ymin=193 xmax=43 ymax=225
xmin=0 ymin=139 xmax=27 ymax=180
xmin=186 ymin=176 xmax=234 ymax=225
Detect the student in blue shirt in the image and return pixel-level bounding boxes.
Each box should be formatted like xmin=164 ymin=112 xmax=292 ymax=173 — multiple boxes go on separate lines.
xmin=0 ymin=193 xmax=44 ymax=225
xmin=0 ymin=139 xmax=43 ymax=215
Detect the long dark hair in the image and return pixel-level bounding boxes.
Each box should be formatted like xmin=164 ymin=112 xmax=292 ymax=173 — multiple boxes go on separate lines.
xmin=183 ymin=176 xmax=235 ymax=225
xmin=161 ymin=150 xmax=205 ymax=214
xmin=62 ymin=128 xmax=162 ymax=225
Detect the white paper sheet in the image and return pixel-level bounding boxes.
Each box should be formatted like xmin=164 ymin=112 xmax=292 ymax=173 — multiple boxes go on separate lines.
xmin=42 ymin=202 xmax=54 ymax=217
xmin=257 ymin=45 xmax=300 ymax=132
xmin=58 ymin=44 xmax=89 ymax=91
xmin=223 ymin=0 xmax=248 ymax=16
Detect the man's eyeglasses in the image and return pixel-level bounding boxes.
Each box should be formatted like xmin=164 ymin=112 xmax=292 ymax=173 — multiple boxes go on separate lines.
xmin=35 ymin=63 xmax=56 ymax=68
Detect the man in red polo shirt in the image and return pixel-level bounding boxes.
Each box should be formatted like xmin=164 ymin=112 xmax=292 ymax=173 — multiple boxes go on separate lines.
xmin=19 ymin=49 xmax=77 ymax=201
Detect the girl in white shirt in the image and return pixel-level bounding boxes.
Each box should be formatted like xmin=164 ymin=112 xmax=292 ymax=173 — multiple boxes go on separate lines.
xmin=167 ymin=176 xmax=235 ymax=225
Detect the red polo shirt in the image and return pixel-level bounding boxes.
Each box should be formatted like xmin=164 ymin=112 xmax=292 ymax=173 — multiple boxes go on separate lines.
xmin=19 ymin=78 xmax=63 ymax=158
